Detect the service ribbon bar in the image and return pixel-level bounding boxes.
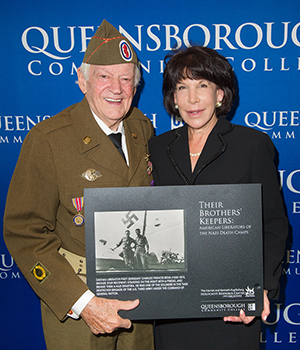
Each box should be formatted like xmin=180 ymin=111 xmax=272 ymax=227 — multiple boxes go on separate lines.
xmin=72 ymin=197 xmax=84 ymax=212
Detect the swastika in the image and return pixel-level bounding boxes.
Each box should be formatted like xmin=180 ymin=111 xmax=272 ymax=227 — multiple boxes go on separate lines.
xmin=122 ymin=211 xmax=139 ymax=228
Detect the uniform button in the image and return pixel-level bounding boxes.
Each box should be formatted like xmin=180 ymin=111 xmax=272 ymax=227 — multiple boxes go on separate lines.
xmin=83 ymin=136 xmax=92 ymax=144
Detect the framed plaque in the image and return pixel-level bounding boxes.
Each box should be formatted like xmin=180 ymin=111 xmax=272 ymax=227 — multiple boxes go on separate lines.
xmin=85 ymin=184 xmax=263 ymax=320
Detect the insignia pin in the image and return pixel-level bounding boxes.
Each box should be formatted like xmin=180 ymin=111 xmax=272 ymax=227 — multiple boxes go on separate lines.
xmin=73 ymin=213 xmax=85 ymax=226
xmin=147 ymin=161 xmax=153 ymax=175
xmin=81 ymin=169 xmax=101 ymax=182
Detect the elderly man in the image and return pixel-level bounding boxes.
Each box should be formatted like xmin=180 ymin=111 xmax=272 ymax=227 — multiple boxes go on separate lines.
xmin=4 ymin=20 xmax=154 ymax=350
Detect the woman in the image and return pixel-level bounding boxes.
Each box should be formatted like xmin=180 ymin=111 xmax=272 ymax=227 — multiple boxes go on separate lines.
xmin=148 ymin=46 xmax=288 ymax=350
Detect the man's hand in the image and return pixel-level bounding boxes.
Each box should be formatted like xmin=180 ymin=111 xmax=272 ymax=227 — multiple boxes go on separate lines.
xmin=223 ymin=290 xmax=270 ymax=324
xmin=80 ymin=296 xmax=139 ymax=334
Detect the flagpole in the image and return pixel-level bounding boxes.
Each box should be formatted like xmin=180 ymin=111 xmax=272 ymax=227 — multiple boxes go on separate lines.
xmin=142 ymin=210 xmax=147 ymax=235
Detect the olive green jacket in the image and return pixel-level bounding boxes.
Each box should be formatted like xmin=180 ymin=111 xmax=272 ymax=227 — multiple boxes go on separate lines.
xmin=4 ymin=97 xmax=153 ymax=320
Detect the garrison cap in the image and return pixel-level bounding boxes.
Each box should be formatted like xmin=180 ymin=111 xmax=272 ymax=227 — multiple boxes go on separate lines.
xmin=82 ymin=19 xmax=138 ymax=66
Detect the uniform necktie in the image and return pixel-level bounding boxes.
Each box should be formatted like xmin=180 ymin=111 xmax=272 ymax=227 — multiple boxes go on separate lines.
xmin=108 ymin=133 xmax=126 ymax=161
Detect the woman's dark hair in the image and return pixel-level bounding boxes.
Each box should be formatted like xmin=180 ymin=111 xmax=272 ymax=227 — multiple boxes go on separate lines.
xmin=163 ymin=46 xmax=236 ymax=117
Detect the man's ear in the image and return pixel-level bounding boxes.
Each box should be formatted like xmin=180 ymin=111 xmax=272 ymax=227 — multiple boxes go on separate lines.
xmin=77 ymin=67 xmax=87 ymax=94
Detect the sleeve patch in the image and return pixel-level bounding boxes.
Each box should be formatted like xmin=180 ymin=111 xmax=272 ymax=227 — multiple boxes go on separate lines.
xmin=30 ymin=262 xmax=51 ymax=283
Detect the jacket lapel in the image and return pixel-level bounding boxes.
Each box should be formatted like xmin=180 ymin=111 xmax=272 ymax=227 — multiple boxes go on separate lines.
xmin=167 ymin=119 xmax=234 ymax=184
xmin=192 ymin=118 xmax=233 ymax=181
xmin=167 ymin=125 xmax=193 ymax=184
xmin=70 ymin=97 xmax=128 ymax=179
xmin=124 ymin=117 xmax=147 ymax=182
xmin=87 ymin=136 xmax=128 ymax=179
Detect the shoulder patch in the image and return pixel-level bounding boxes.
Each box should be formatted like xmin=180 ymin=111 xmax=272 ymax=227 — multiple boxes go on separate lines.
xmin=31 ymin=262 xmax=51 ymax=283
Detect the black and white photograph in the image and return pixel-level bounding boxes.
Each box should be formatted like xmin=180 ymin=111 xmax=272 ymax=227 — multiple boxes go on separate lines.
xmin=94 ymin=210 xmax=186 ymax=272
xmin=84 ymin=184 xmax=264 ymax=320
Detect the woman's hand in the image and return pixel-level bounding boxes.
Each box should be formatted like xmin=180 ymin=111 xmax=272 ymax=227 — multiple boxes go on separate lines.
xmin=261 ymin=290 xmax=270 ymax=321
xmin=223 ymin=290 xmax=270 ymax=324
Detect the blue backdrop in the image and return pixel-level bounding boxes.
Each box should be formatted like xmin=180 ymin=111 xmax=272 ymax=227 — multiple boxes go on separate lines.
xmin=1 ymin=0 xmax=299 ymax=348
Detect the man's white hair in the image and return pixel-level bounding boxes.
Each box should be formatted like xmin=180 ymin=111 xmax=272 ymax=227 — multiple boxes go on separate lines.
xmin=80 ymin=62 xmax=141 ymax=87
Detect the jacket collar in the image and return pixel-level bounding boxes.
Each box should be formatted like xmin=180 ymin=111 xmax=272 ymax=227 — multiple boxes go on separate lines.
xmin=70 ymin=97 xmax=146 ymax=181
xmin=167 ymin=117 xmax=234 ymax=184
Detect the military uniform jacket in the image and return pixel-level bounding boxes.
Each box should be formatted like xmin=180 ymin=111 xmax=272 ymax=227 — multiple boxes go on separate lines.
xmin=148 ymin=117 xmax=288 ymax=300
xmin=4 ymin=97 xmax=154 ymax=320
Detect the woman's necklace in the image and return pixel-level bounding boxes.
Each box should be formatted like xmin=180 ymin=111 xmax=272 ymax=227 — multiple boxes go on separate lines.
xmin=189 ymin=127 xmax=212 ymax=158
xmin=189 ymin=141 xmax=204 ymax=157
xmin=189 ymin=151 xmax=201 ymax=157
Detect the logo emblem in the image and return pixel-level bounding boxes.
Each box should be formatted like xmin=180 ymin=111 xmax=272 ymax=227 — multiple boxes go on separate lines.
xmin=119 ymin=40 xmax=132 ymax=62
xmin=245 ymin=286 xmax=255 ymax=297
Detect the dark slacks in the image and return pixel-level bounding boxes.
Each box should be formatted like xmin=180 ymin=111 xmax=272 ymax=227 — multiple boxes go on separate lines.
xmin=155 ymin=318 xmax=261 ymax=350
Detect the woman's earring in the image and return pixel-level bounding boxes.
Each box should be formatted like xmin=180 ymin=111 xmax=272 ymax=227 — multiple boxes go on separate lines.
xmin=216 ymin=101 xmax=222 ymax=108
xmin=175 ymin=104 xmax=179 ymax=109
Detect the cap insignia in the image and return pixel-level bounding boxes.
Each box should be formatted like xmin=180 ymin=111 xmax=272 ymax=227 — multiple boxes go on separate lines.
xmin=119 ymin=40 xmax=133 ymax=62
